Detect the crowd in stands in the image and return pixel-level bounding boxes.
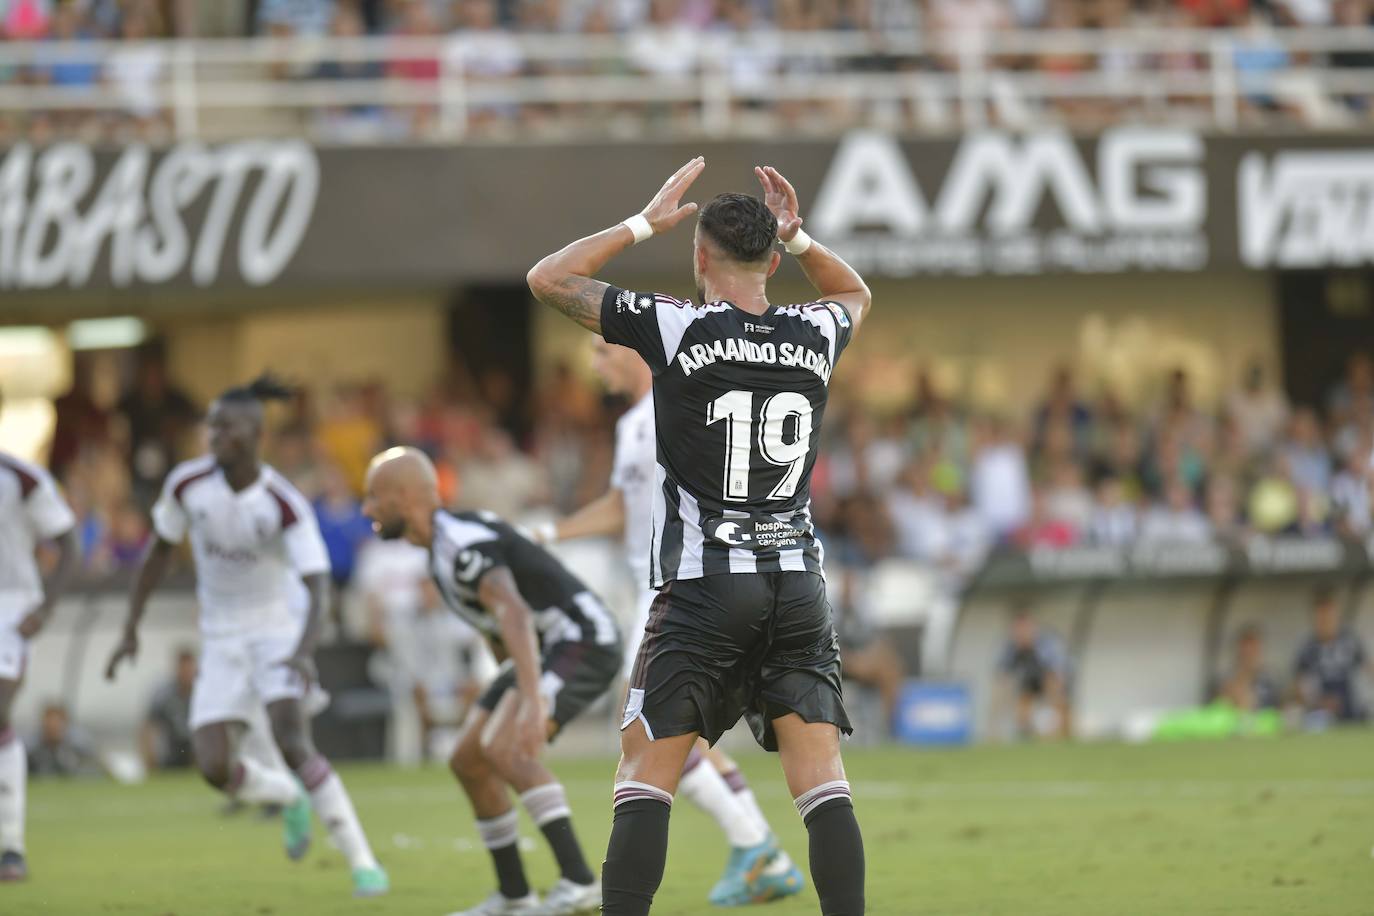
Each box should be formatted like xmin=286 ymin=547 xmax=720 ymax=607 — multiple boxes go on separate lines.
xmin=999 ymin=587 xmax=1372 ymax=741
xmin=0 ymin=0 xmax=1372 ymax=141
xmin=44 ymin=341 xmax=1374 ymax=596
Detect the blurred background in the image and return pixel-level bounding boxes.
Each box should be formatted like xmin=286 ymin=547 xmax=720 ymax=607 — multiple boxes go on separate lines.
xmin=1 ymin=0 xmax=1373 ymax=780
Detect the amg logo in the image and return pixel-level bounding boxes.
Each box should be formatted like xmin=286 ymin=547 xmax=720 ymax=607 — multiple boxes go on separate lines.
xmin=809 ymin=127 xmax=1206 ymax=276
xmin=1239 ymin=151 xmax=1374 ymax=269
xmin=743 ymin=322 xmax=773 ymax=335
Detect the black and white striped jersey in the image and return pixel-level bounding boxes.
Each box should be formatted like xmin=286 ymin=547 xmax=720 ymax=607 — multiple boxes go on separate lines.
xmin=429 ymin=509 xmax=619 ymax=649
xmin=600 ymin=286 xmax=854 ymax=588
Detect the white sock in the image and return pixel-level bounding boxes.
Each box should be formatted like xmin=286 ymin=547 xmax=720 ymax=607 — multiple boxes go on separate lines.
xmin=720 ymin=766 xmax=772 ymax=838
xmin=0 ymin=729 xmax=26 ymax=854
xmin=679 ymin=752 xmax=766 ymax=849
xmin=299 ymin=756 xmax=379 ymax=871
xmin=232 ymin=757 xmax=301 ymax=806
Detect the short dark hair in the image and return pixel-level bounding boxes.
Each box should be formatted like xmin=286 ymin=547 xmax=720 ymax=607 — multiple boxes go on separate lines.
xmin=219 ymin=373 xmax=294 ymax=405
xmin=698 ymin=193 xmax=777 ymax=263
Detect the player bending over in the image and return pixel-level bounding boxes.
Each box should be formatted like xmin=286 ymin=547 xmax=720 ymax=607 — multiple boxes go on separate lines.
xmin=529 ymin=159 xmax=870 ymax=915
xmin=363 ymin=447 xmax=621 ymax=916
xmin=534 ymin=337 xmax=804 ymax=905
xmin=0 ymin=402 xmax=79 ymax=882
xmin=106 ymin=376 xmax=388 ymax=898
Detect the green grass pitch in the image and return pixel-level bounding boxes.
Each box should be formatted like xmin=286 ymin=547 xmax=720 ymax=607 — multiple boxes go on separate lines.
xmin=8 ymin=731 xmax=1373 ymax=914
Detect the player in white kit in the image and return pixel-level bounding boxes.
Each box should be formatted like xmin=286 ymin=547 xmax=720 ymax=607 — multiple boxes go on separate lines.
xmin=533 ymin=340 xmax=804 ymax=905
xmin=0 ymin=434 xmax=79 ymax=883
xmin=104 ymin=376 xmax=388 ymax=898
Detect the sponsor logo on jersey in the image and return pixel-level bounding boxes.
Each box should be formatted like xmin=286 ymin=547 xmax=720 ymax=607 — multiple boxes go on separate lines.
xmin=706 ymin=516 xmax=807 ymax=550
xmin=743 ymin=321 xmax=774 ymax=335
xmin=616 ymin=290 xmax=655 ymax=315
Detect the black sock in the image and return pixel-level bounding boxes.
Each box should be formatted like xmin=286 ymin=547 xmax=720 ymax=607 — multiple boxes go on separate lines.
xmin=488 ymin=843 xmax=531 ymax=900
xmin=601 ymin=797 xmax=672 ymax=915
xmin=540 ymin=816 xmax=596 ymax=885
xmin=805 ymin=798 xmax=866 ymax=916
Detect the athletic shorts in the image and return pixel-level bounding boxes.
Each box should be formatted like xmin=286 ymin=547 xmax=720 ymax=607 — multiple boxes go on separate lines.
xmin=621 ymin=588 xmax=658 ymax=677
xmin=478 ymin=639 xmax=622 ymax=739
xmin=190 ymin=630 xmax=307 ymax=731
xmin=0 ymin=626 xmax=25 ymax=682
xmin=622 ymin=571 xmax=852 ymax=751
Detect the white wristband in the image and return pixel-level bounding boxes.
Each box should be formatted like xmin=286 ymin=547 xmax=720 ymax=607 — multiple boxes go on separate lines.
xmin=622 ymin=214 xmax=654 ymax=245
xmin=783 ymin=229 xmax=813 ymax=256
xmin=530 ymin=521 xmax=558 ymax=545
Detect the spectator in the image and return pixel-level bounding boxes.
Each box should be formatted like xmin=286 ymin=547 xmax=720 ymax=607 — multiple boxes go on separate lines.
xmin=828 ymin=412 xmax=908 ymax=500
xmin=995 ymin=607 xmax=1072 ymax=740
xmin=446 ymin=0 xmax=525 ymax=130
xmin=1042 ymin=459 xmax=1094 ymax=534
xmin=454 ymin=424 xmax=549 ymax=518
xmin=970 ymin=415 xmax=1031 ymax=539
xmin=1293 ymin=587 xmax=1370 ymax=723
xmin=1326 ymin=351 xmax=1374 ymax=427
xmin=1013 ymin=486 xmax=1078 ymax=549
xmin=627 ymin=0 xmax=701 ymax=81
xmin=256 ymin=0 xmax=336 ymax=37
xmin=105 ymin=8 xmax=167 ymax=132
xmin=1086 ymin=472 xmax=1137 ymax=547
xmin=1282 ymin=407 xmax=1332 ymax=494
xmin=1330 ymin=448 xmax=1372 ymax=537
xmin=117 ymin=352 xmax=199 ymax=509
xmin=141 ymin=648 xmax=197 ymax=771
xmin=314 ymin=462 xmax=374 ymax=625
xmin=1032 ymin=366 xmax=1092 ymax=462
xmin=1215 ymin=625 xmax=1281 ymax=711
xmin=1226 ymin=361 xmax=1288 ymax=457
xmin=28 ymin=703 xmax=100 ymax=778
xmin=1204 ymin=474 xmax=1247 ymax=544
xmin=47 ymin=356 xmax=111 ymax=484
xmin=886 ymin=460 xmax=944 ymax=560
xmin=312 ymin=4 xmax=386 ymax=134
xmin=97 ymin=499 xmax=151 ymax=571
xmin=1137 ymin=477 xmax=1211 ymax=545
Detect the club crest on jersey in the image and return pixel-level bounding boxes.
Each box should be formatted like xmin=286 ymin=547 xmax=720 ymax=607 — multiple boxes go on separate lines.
xmin=823 ymin=301 xmax=850 ymax=328
xmin=617 ymin=290 xmax=654 ymax=315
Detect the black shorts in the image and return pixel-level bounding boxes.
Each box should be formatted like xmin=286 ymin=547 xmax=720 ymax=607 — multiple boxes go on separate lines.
xmin=623 ymin=571 xmax=852 ymax=751
xmin=479 ymin=639 xmax=622 ymax=739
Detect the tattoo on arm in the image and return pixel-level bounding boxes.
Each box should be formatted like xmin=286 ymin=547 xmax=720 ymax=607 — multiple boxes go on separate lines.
xmin=536 ymin=275 xmax=608 ymax=334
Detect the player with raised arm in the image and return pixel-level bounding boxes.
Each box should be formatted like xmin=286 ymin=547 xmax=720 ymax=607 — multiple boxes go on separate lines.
xmin=363 ymin=447 xmax=621 ymax=916
xmin=533 ymin=338 xmax=804 ymax=905
xmin=105 ymin=376 xmax=388 ymax=899
xmin=528 ymin=159 xmax=871 ymax=915
xmin=0 ymin=388 xmax=79 ymax=882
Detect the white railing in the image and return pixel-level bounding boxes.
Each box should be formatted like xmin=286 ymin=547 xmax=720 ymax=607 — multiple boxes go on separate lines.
xmin=0 ymin=27 xmax=1371 ymax=142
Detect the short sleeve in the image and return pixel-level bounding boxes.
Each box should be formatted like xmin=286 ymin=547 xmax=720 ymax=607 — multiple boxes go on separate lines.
xmin=270 ymin=482 xmax=331 ymax=577
xmin=25 ymin=472 xmax=75 ymax=540
xmin=815 ymin=300 xmax=855 ymax=362
xmin=600 ymin=286 xmax=696 ymax=374
xmin=151 ymin=477 xmax=189 ymax=544
xmin=450 ymin=537 xmax=510 ymax=589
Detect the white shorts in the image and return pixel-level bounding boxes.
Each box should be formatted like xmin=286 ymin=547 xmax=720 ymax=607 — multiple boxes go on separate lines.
xmin=0 ymin=627 xmax=25 ymax=682
xmin=623 ymin=588 xmax=658 ymax=675
xmin=189 ymin=630 xmax=306 ymax=731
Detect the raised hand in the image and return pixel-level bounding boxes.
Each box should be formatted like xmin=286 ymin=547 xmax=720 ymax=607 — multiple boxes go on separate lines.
xmin=640 ymin=156 xmax=706 ymax=235
xmin=754 ymin=165 xmax=803 ymax=242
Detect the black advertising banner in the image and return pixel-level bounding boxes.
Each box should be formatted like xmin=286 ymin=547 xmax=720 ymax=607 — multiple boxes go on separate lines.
xmin=0 ymin=129 xmax=1371 ymax=293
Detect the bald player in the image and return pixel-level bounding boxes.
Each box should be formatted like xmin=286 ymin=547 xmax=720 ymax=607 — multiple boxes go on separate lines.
xmin=363 ymin=448 xmax=621 ymax=916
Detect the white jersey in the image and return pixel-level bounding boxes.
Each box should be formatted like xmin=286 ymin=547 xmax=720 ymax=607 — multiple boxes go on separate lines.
xmin=0 ymin=453 xmax=76 ymax=626
xmin=152 ymin=457 xmax=329 ymax=638
xmin=610 ymin=390 xmax=656 ymax=588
